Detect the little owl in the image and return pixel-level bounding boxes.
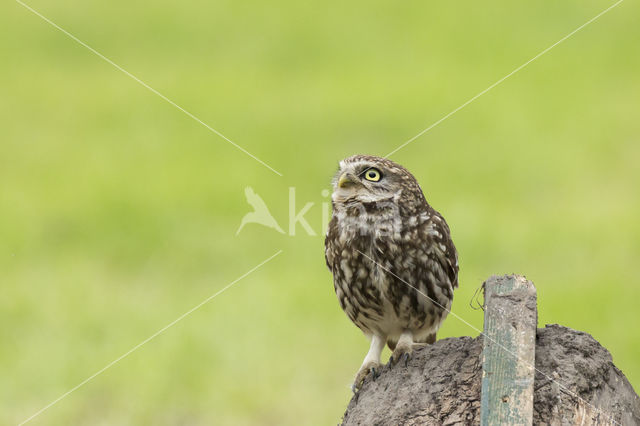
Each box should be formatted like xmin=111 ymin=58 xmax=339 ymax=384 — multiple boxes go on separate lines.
xmin=325 ymin=154 xmax=458 ymax=391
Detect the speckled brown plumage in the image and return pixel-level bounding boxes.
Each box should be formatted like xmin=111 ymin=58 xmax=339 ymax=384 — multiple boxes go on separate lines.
xmin=324 ymin=154 xmax=458 ymax=390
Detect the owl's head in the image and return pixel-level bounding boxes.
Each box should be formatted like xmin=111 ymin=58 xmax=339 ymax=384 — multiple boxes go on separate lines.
xmin=331 ymin=155 xmax=425 ymax=206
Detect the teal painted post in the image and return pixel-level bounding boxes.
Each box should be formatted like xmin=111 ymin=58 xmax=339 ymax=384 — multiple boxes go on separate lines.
xmin=480 ymin=275 xmax=537 ymax=425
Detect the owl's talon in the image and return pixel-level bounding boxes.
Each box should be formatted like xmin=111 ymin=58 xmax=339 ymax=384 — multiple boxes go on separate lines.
xmin=390 ymin=341 xmax=412 ymax=367
xmin=389 ymin=353 xmax=410 ymax=367
xmin=371 ymin=367 xmax=379 ymax=379
xmin=352 ymin=361 xmax=380 ymax=393
xmin=402 ymin=352 xmax=410 ymax=367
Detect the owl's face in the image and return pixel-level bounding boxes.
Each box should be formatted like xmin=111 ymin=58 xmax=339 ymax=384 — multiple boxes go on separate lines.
xmin=331 ymin=155 xmax=424 ymax=206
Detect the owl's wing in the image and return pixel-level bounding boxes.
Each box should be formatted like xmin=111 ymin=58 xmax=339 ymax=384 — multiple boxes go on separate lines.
xmin=431 ymin=211 xmax=459 ymax=289
xmin=324 ymin=216 xmax=338 ymax=270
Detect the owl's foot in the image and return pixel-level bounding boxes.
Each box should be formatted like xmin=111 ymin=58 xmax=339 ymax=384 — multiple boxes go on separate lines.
xmin=389 ymin=331 xmax=413 ymax=367
xmin=352 ymin=361 xmax=380 ymax=393
xmin=389 ymin=344 xmax=412 ymax=367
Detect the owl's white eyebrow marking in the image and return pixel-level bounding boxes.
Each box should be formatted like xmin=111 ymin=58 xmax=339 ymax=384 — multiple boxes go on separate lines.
xmin=346 ymin=161 xmax=382 ymax=180
xmin=346 ymin=161 xmax=372 ymax=170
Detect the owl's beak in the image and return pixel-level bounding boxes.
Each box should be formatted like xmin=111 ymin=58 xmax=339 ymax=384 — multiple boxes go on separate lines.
xmin=338 ymin=172 xmax=357 ymax=188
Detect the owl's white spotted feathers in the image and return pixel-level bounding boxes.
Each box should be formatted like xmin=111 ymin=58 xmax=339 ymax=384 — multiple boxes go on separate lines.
xmin=325 ymin=155 xmax=458 ymax=391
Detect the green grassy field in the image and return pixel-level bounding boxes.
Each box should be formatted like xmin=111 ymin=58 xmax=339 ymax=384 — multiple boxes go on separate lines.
xmin=1 ymin=0 xmax=639 ymax=424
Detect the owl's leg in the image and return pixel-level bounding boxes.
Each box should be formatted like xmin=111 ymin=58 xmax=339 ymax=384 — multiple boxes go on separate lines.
xmin=352 ymin=334 xmax=385 ymax=393
xmin=412 ymin=332 xmax=437 ymax=348
xmin=389 ymin=330 xmax=413 ymax=367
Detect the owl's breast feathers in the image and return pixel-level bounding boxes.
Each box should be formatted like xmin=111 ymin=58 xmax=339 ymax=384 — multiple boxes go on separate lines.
xmin=325 ymin=204 xmax=458 ymax=337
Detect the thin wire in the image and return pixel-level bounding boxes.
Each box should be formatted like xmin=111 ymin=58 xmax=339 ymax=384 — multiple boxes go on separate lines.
xmin=356 ymin=249 xmax=620 ymax=425
xmin=18 ymin=250 xmax=283 ymax=425
xmin=383 ymin=0 xmax=625 ymax=159
xmin=14 ymin=0 xmax=283 ymax=177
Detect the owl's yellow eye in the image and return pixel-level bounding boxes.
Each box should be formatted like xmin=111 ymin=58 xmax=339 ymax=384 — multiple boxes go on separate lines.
xmin=363 ymin=168 xmax=382 ymax=182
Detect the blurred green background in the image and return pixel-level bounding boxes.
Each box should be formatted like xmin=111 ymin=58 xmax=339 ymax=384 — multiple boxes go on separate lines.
xmin=1 ymin=0 xmax=638 ymax=424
